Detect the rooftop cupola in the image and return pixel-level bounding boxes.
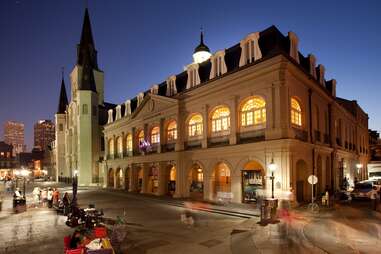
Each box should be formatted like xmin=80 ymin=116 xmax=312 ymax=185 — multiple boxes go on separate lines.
xmin=193 ymin=30 xmax=212 ymax=64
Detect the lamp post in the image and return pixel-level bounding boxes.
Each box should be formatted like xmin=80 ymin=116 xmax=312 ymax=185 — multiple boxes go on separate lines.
xmin=72 ymin=169 xmax=78 ymax=207
xmin=268 ymin=158 xmax=277 ymax=199
xmin=20 ymin=168 xmax=29 ymax=198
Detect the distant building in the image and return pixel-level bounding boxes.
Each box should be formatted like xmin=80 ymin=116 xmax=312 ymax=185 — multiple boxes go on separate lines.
xmin=0 ymin=141 xmax=17 ymax=179
xmin=368 ymin=129 xmax=381 ymax=179
xmin=4 ymin=121 xmax=25 ymax=156
xmin=34 ymin=120 xmax=55 ymax=151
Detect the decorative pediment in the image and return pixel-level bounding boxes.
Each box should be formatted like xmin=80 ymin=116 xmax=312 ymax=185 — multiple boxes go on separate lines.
xmin=131 ymin=94 xmax=178 ymax=120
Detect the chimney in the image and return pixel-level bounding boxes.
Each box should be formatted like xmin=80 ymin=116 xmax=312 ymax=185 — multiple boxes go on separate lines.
xmin=115 ymin=105 xmax=121 ymax=120
xmin=288 ymin=31 xmax=300 ymax=63
xmin=124 ymin=100 xmax=131 ymax=116
xmin=107 ymin=109 xmax=113 ymax=124
xmin=308 ymin=54 xmax=317 ymax=78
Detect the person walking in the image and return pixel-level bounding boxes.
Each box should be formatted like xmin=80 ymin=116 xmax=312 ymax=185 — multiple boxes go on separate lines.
xmin=32 ymin=187 xmax=40 ymax=208
xmin=47 ymin=188 xmax=53 ymax=208
xmin=52 ymin=188 xmax=60 ymax=207
xmin=62 ymin=192 xmax=70 ymax=215
xmin=369 ymin=186 xmax=378 ymax=211
xmin=41 ymin=188 xmax=47 ymax=207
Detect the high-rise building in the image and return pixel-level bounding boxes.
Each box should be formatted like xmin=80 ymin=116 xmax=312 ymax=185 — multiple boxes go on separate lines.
xmin=34 ymin=120 xmax=55 ymax=151
xmin=4 ymin=121 xmax=25 ymax=156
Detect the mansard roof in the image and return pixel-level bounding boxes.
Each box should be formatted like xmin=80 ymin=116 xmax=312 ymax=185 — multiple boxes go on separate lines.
xmin=107 ymin=25 xmax=348 ymax=122
xmin=57 ymin=78 xmax=69 ymax=114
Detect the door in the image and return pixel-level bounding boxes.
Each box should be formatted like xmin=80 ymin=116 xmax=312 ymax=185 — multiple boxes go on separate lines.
xmin=297 ymin=180 xmax=304 ymax=202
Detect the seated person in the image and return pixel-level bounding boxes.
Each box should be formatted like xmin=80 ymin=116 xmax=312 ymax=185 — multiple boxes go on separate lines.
xmin=70 ymin=230 xmax=82 ymax=249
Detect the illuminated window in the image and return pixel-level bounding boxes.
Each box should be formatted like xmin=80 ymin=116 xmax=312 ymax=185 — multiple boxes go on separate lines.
xmin=138 ymin=130 xmax=145 ymax=144
xmin=151 ymin=126 xmax=160 ymax=144
xmin=211 ymin=106 xmax=230 ymax=133
xmin=126 ymin=134 xmax=132 ymax=152
xmin=108 ymin=138 xmax=114 ymax=155
xmin=291 ymin=97 xmax=302 ymax=127
xmin=116 ymin=137 xmax=123 ymax=154
xmin=167 ymin=121 xmax=177 ymax=141
xmin=241 ymin=97 xmax=266 ymax=127
xmin=188 ymin=114 xmax=203 ymax=137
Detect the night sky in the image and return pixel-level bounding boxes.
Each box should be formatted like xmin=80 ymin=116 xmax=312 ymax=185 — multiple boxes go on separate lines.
xmin=0 ymin=0 xmax=380 ymax=151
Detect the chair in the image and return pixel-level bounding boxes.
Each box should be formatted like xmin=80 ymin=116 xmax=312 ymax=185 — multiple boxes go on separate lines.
xmin=65 ymin=248 xmax=84 ymax=254
xmin=63 ymin=236 xmax=71 ymax=251
xmin=93 ymin=227 xmax=107 ymax=238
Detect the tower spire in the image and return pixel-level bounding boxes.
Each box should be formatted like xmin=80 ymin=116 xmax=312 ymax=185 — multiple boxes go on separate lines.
xmin=57 ymin=71 xmax=69 ymax=114
xmin=200 ymin=27 xmax=204 ymax=44
xmin=77 ymin=8 xmax=98 ymax=68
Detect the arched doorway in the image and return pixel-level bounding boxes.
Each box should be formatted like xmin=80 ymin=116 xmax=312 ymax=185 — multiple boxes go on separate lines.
xmin=241 ymin=160 xmax=264 ymax=203
xmin=137 ymin=167 xmax=143 ymax=193
xmin=115 ymin=168 xmax=123 ymax=189
xmin=108 ymin=168 xmax=114 ymax=188
xmin=125 ymin=167 xmax=130 ymax=191
xmin=188 ymin=163 xmax=204 ymax=199
xmin=212 ymin=162 xmax=231 ymax=199
xmin=167 ymin=165 xmax=176 ymax=196
xmin=296 ymin=160 xmax=308 ymax=202
xmin=316 ymin=156 xmax=322 ymax=195
xmin=147 ymin=166 xmax=159 ymax=194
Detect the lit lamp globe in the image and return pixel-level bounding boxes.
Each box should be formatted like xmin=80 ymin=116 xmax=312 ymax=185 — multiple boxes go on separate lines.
xmin=192 ymin=31 xmax=211 ymax=64
xmin=268 ymin=159 xmax=277 ymax=172
xmin=356 ymin=163 xmax=363 ymax=169
xmin=73 ymin=170 xmax=79 ymax=176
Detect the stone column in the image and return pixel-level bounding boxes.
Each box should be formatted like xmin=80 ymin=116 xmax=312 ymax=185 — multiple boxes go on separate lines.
xmin=159 ymin=118 xmax=165 ymax=153
xmin=104 ymin=136 xmax=109 ymax=160
xmin=129 ymin=164 xmax=136 ymax=192
xmin=157 ymin=161 xmax=167 ymax=196
xmin=175 ymin=107 xmax=184 ymax=151
xmin=201 ymin=104 xmax=209 ymax=149
xmin=141 ymin=163 xmax=149 ymax=194
xmin=121 ymin=131 xmax=126 ymax=158
xmin=229 ymin=95 xmax=238 ymax=145
xmin=131 ymin=127 xmax=136 ymax=155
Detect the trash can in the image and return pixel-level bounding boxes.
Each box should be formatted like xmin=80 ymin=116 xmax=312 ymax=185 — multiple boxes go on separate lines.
xmin=13 ymin=198 xmax=26 ymax=213
xmin=260 ymin=198 xmax=278 ymax=224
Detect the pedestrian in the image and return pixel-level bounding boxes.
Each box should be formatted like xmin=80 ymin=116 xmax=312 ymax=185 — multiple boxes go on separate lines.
xmin=52 ymin=188 xmax=60 ymax=207
xmin=62 ymin=192 xmax=70 ymax=215
xmin=41 ymin=188 xmax=47 ymax=207
xmin=369 ymin=186 xmax=378 ymax=211
xmin=47 ymin=188 xmax=53 ymax=208
xmin=32 ymin=187 xmax=40 ymax=208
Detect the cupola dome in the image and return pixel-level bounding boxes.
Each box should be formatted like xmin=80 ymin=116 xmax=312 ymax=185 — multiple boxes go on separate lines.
xmin=193 ymin=31 xmax=212 ymax=64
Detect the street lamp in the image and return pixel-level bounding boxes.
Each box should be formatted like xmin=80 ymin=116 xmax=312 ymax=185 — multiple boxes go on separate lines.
xmin=268 ymin=158 xmax=277 ymax=199
xmin=72 ymin=169 xmax=78 ymax=207
xmin=20 ymin=168 xmax=29 ymax=198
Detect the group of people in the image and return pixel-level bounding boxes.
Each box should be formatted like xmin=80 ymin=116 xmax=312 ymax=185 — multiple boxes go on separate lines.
xmin=32 ymin=186 xmax=69 ymax=208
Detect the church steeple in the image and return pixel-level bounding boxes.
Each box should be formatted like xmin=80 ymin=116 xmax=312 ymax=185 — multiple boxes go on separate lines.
xmin=79 ymin=50 xmax=97 ymax=92
xmin=77 ymin=8 xmax=98 ymax=69
xmin=57 ymin=74 xmax=69 ymax=114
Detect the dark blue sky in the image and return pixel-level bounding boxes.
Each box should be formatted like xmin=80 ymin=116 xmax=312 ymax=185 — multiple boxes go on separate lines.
xmin=0 ymin=0 xmax=380 ymax=150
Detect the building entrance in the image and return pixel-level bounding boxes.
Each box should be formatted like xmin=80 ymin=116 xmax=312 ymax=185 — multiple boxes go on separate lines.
xmin=241 ymin=160 xmax=264 ymax=203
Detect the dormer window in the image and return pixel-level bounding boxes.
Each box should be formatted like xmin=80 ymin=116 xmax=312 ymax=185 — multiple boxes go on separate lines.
xmin=166 ymin=76 xmax=177 ymax=96
xmin=239 ymin=32 xmax=262 ymax=67
xmin=115 ymin=105 xmax=122 ymax=120
xmin=137 ymin=92 xmax=144 ymax=107
xmin=288 ymin=31 xmax=300 ymax=63
xmin=209 ymin=50 xmax=227 ymax=79
xmin=186 ymin=64 xmax=200 ymax=89
xmin=124 ymin=100 xmax=131 ymax=117
xmin=317 ymin=64 xmax=325 ymax=86
xmin=308 ymin=54 xmax=317 ymax=78
xmin=150 ymin=85 xmax=159 ymax=95
xmin=107 ymin=109 xmax=113 ymax=124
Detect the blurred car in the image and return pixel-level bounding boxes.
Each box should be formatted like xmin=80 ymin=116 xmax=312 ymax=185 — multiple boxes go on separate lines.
xmin=351 ymin=180 xmax=381 ymax=199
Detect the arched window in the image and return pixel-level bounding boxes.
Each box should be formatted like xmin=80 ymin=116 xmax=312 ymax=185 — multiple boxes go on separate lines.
xmin=211 ymin=106 xmax=230 ymax=133
xmin=188 ymin=114 xmax=203 ymax=137
xmin=290 ymin=97 xmax=302 ymax=127
xmin=151 ymin=126 xmax=160 ymax=144
xmin=108 ymin=138 xmax=114 ymax=156
xmin=167 ymin=121 xmax=177 ymax=141
xmin=241 ymin=96 xmax=266 ymax=127
xmin=126 ymin=134 xmax=132 ymax=152
xmin=138 ymin=130 xmax=144 ymax=145
xmin=116 ymin=136 xmax=123 ymax=155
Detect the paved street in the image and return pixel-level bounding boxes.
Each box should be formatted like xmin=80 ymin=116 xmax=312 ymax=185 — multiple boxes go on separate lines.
xmin=1 ymin=182 xmax=381 ymax=253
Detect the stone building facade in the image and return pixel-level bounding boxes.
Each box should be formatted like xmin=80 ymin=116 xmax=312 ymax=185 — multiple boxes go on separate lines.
xmin=101 ymin=26 xmax=369 ymax=203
